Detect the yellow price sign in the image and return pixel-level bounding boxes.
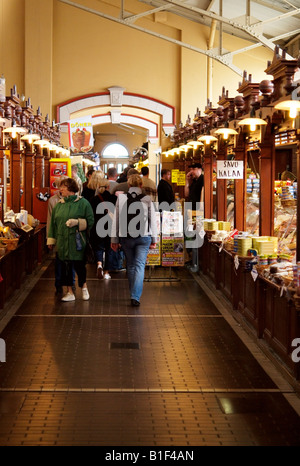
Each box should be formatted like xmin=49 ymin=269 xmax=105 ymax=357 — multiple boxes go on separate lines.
xmin=171 ymin=169 xmax=179 ymax=183
xmin=177 ymin=171 xmax=186 ymax=186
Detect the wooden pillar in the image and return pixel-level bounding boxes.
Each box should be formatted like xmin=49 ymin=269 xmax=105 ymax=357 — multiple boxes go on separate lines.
xmin=10 ymin=135 xmax=23 ymax=213
xmin=296 ymin=135 xmax=300 ymax=262
xmin=0 ymin=127 xmax=4 ymax=222
xmin=44 ymin=148 xmax=50 ymax=188
xmin=24 ymin=145 xmax=34 ymax=214
xmin=216 ymin=138 xmax=227 ymax=221
xmin=34 ymin=146 xmax=44 ymax=189
xmin=203 ymin=146 xmax=214 ymax=218
xmin=259 ymin=122 xmax=275 ymax=236
xmin=234 ymin=132 xmax=247 ymax=231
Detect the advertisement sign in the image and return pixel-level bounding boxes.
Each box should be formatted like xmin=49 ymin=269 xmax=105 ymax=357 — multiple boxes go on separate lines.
xmin=49 ymin=158 xmax=71 ymax=196
xmin=69 ymin=116 xmax=93 ymax=154
xmin=176 ymin=171 xmax=186 ymax=186
xmin=171 ymin=169 xmax=179 ymax=183
xmin=146 ymin=240 xmax=161 ymax=266
xmin=161 ymin=236 xmax=184 ymax=267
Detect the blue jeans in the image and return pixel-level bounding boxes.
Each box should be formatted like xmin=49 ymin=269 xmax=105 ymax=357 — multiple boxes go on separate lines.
xmin=120 ymin=236 xmax=151 ymax=302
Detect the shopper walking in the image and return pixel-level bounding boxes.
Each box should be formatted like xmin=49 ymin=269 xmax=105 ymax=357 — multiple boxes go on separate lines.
xmin=47 ymin=177 xmax=94 ymax=302
xmin=141 ymin=166 xmax=157 ymax=202
xmin=82 ymin=170 xmax=105 ymax=203
xmin=47 ymin=175 xmax=75 ymax=295
xmin=111 ymin=174 xmax=158 ymax=306
xmin=89 ymin=178 xmax=117 ymax=280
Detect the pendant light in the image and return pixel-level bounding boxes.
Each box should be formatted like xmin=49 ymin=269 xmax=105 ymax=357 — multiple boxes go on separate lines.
xmin=274 ymin=100 xmax=300 ymax=119
xmin=214 ymin=127 xmax=238 ymax=139
xmin=21 ymin=130 xmax=40 ymax=144
xmin=3 ymin=119 xmax=27 ymax=138
xmin=197 ymin=134 xmax=217 ymax=144
xmin=238 ymin=117 xmax=267 ymax=131
xmin=187 ymin=140 xmax=204 ymax=149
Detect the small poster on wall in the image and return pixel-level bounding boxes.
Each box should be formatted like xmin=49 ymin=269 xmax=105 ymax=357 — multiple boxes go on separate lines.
xmin=49 ymin=158 xmax=72 ymax=196
xmin=68 ymin=116 xmax=94 ymax=154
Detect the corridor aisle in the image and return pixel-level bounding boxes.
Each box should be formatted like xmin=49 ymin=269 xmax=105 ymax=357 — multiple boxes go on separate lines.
xmin=0 ymin=259 xmax=300 ymax=446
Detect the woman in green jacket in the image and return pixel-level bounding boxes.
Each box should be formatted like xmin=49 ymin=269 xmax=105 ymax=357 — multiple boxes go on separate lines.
xmin=47 ymin=177 xmax=94 ymax=302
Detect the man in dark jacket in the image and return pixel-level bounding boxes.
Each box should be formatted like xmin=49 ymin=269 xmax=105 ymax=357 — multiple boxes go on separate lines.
xmin=157 ymin=168 xmax=175 ymax=210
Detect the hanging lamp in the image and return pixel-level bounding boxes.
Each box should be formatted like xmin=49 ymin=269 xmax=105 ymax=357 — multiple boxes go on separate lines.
xmin=274 ymin=100 xmax=300 ymax=119
xmin=197 ymin=134 xmax=217 ymax=144
xmin=21 ymin=130 xmax=40 ymax=144
xmin=214 ymin=127 xmax=238 ymax=139
xmin=3 ymin=119 xmax=27 ymax=138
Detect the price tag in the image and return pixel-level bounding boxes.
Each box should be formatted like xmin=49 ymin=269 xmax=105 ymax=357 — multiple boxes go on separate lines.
xmin=234 ymin=255 xmax=239 ymax=270
xmin=251 ymin=268 xmax=258 ymax=281
xmin=280 ymin=286 xmax=286 ymax=297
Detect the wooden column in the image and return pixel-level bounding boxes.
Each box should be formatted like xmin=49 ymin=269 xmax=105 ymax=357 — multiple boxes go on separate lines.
xmin=24 ymin=145 xmax=35 ymax=214
xmin=296 ymin=135 xmax=300 ymax=262
xmin=10 ymin=135 xmax=23 ymax=213
xmin=203 ymin=146 xmax=214 ymax=218
xmin=259 ymin=121 xmax=275 ymax=236
xmin=216 ymin=138 xmax=227 ymax=221
xmin=34 ymin=146 xmax=44 ymax=189
xmin=0 ymin=127 xmax=5 ymax=222
xmin=43 ymin=147 xmax=50 ymax=188
xmin=234 ymin=132 xmax=247 ymax=231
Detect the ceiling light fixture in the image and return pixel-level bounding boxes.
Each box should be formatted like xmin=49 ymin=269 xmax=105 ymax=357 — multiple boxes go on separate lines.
xmin=197 ymin=135 xmax=217 ymax=144
xmin=274 ymin=100 xmax=300 ymax=119
xmin=21 ymin=131 xmax=40 ymax=144
xmin=187 ymin=140 xmax=204 ymax=149
xmin=3 ymin=119 xmax=27 ymax=138
xmin=238 ymin=117 xmax=267 ymax=132
xmin=214 ymin=127 xmax=238 ymax=139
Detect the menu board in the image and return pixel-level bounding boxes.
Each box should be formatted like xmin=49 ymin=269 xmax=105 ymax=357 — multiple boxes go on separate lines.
xmin=146 ymin=240 xmax=161 ymax=266
xmin=146 ymin=212 xmax=161 ymax=266
xmin=161 ymin=236 xmax=184 ymax=267
xmin=49 ymin=158 xmax=71 ymax=196
xmin=161 ymin=211 xmax=183 ymax=235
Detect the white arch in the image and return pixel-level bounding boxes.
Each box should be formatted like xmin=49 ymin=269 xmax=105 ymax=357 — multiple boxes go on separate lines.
xmin=57 ymin=89 xmax=175 ymax=137
xmin=92 ymin=113 xmax=159 ymax=143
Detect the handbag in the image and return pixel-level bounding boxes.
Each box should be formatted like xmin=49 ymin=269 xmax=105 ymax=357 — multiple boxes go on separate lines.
xmin=79 ymin=230 xmax=96 ymax=264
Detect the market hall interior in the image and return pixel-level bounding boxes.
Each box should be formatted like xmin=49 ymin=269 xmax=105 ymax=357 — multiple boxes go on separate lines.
xmin=0 ymin=258 xmax=300 ymax=446
xmin=1 ymin=0 xmax=300 ymax=447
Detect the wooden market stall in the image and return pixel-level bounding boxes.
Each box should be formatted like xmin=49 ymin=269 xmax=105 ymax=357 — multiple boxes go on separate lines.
xmin=0 ymin=85 xmax=61 ymax=309
xmin=165 ymin=47 xmax=300 ymax=381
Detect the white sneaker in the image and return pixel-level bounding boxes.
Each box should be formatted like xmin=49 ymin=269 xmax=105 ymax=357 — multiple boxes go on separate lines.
xmin=61 ymin=292 xmax=75 ymax=302
xmin=82 ymin=287 xmax=90 ymax=300
xmin=104 ymin=273 xmax=111 ymax=280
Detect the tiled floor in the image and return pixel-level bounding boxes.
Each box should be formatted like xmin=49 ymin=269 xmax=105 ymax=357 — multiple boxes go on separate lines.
xmin=0 ymin=259 xmax=300 ymax=446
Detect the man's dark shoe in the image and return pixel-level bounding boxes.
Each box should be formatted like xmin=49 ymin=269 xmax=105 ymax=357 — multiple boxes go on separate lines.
xmin=131 ymin=299 xmax=140 ymax=307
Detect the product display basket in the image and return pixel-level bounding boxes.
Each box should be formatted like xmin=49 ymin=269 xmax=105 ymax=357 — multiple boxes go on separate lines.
xmin=0 ymin=238 xmax=19 ymax=250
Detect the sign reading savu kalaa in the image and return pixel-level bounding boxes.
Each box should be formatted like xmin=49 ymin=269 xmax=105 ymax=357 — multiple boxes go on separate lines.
xmin=217 ymin=160 xmax=244 ymax=179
